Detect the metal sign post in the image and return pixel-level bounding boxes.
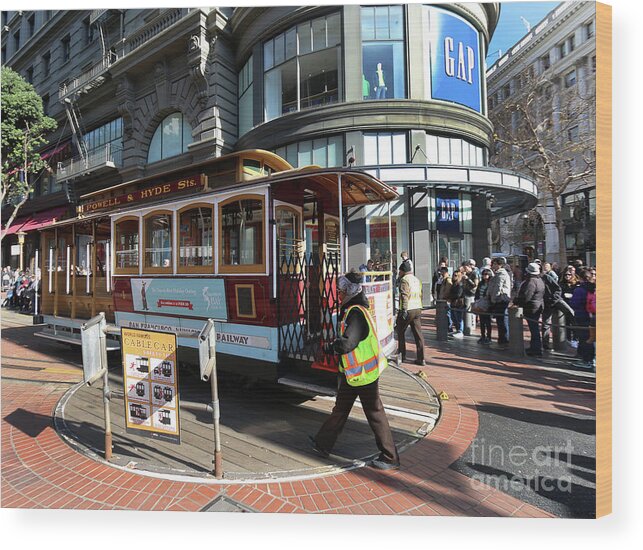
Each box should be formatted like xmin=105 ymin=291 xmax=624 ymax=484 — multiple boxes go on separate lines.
xmin=199 ymin=319 xmax=222 ymax=479
xmin=81 ymin=312 xmax=112 ymax=460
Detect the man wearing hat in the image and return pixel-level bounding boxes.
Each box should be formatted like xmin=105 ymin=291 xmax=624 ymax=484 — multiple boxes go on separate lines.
xmin=397 ymin=262 xmax=425 ymax=366
xmin=515 ymin=262 xmax=546 ymax=356
xmin=310 ymin=273 xmax=400 ymax=470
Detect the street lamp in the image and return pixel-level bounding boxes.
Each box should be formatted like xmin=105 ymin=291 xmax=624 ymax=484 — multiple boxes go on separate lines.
xmin=17 ymin=231 xmax=26 ymax=272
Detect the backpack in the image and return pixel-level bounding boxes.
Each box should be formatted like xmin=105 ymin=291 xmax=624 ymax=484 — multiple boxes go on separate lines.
xmin=543 ymin=272 xmax=562 ymax=308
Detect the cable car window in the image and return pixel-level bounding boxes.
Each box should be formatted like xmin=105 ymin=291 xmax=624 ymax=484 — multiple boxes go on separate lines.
xmin=276 ymin=206 xmax=302 ymax=262
xmin=178 ymin=205 xmax=214 ymax=272
xmin=144 ymin=212 xmax=173 ymax=272
xmin=114 ymin=218 xmax=139 ymax=273
xmin=219 ymin=196 xmax=264 ymax=271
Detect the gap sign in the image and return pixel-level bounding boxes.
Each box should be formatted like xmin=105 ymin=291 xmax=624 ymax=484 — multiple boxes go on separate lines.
xmin=428 ymin=6 xmax=482 ymax=113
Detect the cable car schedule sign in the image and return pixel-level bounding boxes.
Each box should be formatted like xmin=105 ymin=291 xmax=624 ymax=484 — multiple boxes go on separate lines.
xmin=121 ymin=327 xmax=181 ymax=444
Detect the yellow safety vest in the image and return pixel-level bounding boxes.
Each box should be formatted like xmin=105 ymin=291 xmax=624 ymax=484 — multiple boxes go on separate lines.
xmin=338 ymin=305 xmax=387 ymax=387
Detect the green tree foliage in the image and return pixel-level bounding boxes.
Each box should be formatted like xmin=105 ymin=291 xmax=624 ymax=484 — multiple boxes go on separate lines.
xmin=1 ymin=66 xmax=57 ymax=240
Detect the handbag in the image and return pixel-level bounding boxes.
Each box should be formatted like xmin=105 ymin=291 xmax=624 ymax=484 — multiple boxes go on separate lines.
xmin=471 ymin=296 xmax=490 ymax=313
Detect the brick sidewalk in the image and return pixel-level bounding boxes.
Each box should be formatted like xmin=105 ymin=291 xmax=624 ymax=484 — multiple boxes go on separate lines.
xmin=1 ymin=312 xmax=575 ymax=517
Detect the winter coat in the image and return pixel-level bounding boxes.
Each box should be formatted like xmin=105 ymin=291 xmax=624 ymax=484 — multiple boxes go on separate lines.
xmin=487 ymin=267 xmax=511 ymax=305
xmin=515 ymin=275 xmax=545 ymax=317
xmin=438 ymin=275 xmax=452 ymax=302
xmin=571 ymin=282 xmax=595 ymax=322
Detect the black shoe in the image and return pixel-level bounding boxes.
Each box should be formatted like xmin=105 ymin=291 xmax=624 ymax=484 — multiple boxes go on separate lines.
xmin=525 ymin=348 xmax=543 ymax=357
xmin=414 ymin=359 xmax=426 ymax=366
xmin=370 ymin=458 xmax=400 ymax=471
xmin=308 ymin=435 xmax=329 ymax=458
xmin=498 ymin=338 xmax=509 ymax=345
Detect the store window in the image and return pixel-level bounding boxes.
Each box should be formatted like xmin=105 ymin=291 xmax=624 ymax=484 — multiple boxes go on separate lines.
xmin=219 ymin=195 xmax=265 ymax=272
xmin=114 ymin=217 xmax=139 ymax=273
xmin=178 ymin=205 xmax=214 ymax=272
xmin=275 ymin=135 xmax=343 ymax=168
xmin=147 ymin=112 xmax=193 ymax=164
xmin=361 ymin=5 xmax=406 ymax=100
xmin=143 ymin=212 xmax=173 ymax=272
xmin=363 ymin=132 xmax=407 ymax=165
xmin=238 ymin=56 xmax=254 ymax=137
xmin=264 ymin=13 xmax=341 ymax=121
xmin=426 ymin=134 xmax=485 ymax=166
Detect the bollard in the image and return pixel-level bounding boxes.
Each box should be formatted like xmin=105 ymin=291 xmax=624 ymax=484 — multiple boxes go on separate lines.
xmin=436 ymin=300 xmax=449 ymax=342
xmin=463 ymin=296 xmax=475 ymax=336
xmin=508 ymin=306 xmax=525 ymax=357
xmin=552 ymin=308 xmax=567 ymax=352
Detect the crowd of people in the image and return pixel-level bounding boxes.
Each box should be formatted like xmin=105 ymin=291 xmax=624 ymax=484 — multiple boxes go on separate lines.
xmin=1 ymin=266 xmax=40 ymax=314
xmin=430 ymin=255 xmax=596 ymax=370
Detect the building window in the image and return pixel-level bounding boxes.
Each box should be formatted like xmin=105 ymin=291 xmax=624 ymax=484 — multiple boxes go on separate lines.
xmin=426 ymin=134 xmax=485 ymax=166
xmin=238 ymin=56 xmax=254 ymax=137
xmin=568 ymin=34 xmax=576 ymax=53
xmin=361 ymin=5 xmax=406 ymax=100
xmin=557 ymin=42 xmax=566 ymax=60
xmin=26 ymin=66 xmax=33 ymax=84
xmin=147 ymin=112 xmax=193 ymax=164
xmin=42 ymin=94 xmax=49 ymax=116
xmin=84 ymin=17 xmax=95 ymax=45
xmin=567 ymin=125 xmax=580 ymax=142
xmin=264 ymin=12 xmax=341 ymax=121
xmin=540 ymin=54 xmax=550 ymax=72
xmin=275 ymin=135 xmax=344 ymax=168
xmin=114 ymin=217 xmax=140 ymax=273
xmin=13 ymin=30 xmax=21 ymax=52
xmin=83 ymin=118 xmax=123 ymax=166
xmin=27 ymin=14 xmax=35 ymax=38
xmin=1 ymin=46 xmax=6 ymax=64
xmin=363 ymin=132 xmax=407 ymax=165
xmin=61 ymin=35 xmax=71 ymax=63
xmin=177 ymin=204 xmax=214 ymax=273
xmin=502 ymin=84 xmax=511 ymax=100
xmin=585 ymin=20 xmax=595 ymax=40
xmin=219 ymin=195 xmax=265 ymax=272
xmin=564 ymin=69 xmax=577 ymax=88
xmin=143 ymin=212 xmax=173 ymax=272
xmin=591 ymin=56 xmax=596 ymax=73
xmin=42 ymin=51 xmax=51 ymax=77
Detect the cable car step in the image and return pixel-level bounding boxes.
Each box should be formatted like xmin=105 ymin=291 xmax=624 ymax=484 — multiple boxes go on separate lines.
xmin=35 ymin=329 xmax=121 ymax=351
xmin=277 ymin=377 xmax=337 ymax=397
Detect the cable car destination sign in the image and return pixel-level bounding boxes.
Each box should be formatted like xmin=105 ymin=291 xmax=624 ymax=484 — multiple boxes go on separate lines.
xmin=122 ymin=327 xmax=181 ymax=444
xmin=79 ymin=174 xmax=204 ymax=214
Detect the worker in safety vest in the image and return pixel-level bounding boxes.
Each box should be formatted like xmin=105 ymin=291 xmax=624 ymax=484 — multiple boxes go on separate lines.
xmin=396 ymin=262 xmax=426 ymax=366
xmin=309 ymin=272 xmax=400 ymax=470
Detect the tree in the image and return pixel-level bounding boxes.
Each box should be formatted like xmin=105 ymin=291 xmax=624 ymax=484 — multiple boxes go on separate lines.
xmin=1 ymin=66 xmax=57 ymax=242
xmin=491 ymin=61 xmax=596 ymax=265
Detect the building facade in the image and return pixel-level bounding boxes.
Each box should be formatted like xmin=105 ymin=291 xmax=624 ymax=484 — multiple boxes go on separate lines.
xmin=487 ymin=1 xmax=596 ymax=266
xmin=2 ymin=5 xmax=537 ymax=296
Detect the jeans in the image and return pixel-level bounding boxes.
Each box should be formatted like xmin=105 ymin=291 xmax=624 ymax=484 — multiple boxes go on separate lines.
xmin=492 ymin=301 xmax=509 ymax=342
xmin=541 ymin=306 xmax=553 ymax=348
xmin=451 ymin=307 xmax=464 ymax=332
xmin=375 ymin=86 xmax=388 ymax=99
xmin=479 ymin=312 xmax=492 ymax=340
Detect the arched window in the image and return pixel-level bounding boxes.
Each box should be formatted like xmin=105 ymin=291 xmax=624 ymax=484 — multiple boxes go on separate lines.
xmin=147 ymin=112 xmax=193 ymax=164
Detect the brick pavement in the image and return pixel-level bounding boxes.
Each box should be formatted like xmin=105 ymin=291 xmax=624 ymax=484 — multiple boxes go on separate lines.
xmin=0 ymin=309 xmax=594 ymax=517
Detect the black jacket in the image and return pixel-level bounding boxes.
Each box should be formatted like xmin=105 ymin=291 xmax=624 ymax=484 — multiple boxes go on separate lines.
xmin=515 ymin=275 xmax=545 ymax=316
xmin=333 ymin=292 xmax=371 ymax=355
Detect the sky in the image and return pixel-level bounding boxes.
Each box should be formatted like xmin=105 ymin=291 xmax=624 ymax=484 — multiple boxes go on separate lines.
xmin=487 ymin=1 xmax=562 ymax=66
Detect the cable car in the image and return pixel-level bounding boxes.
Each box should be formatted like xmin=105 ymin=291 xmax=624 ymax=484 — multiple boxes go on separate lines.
xmin=37 ymin=150 xmax=398 ymax=390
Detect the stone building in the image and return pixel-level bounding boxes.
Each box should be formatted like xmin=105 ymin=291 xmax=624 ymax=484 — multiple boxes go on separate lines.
xmin=487 ymin=1 xmax=596 ymax=265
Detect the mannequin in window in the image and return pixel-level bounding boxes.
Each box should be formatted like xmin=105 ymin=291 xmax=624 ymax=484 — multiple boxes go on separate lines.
xmin=374 ymin=63 xmax=387 ymax=99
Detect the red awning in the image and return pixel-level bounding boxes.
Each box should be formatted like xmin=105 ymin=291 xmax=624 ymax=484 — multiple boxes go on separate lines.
xmin=2 ymin=216 xmax=32 ymax=236
xmin=3 ymin=206 xmax=68 ymax=236
xmin=19 ymin=206 xmax=68 ymax=232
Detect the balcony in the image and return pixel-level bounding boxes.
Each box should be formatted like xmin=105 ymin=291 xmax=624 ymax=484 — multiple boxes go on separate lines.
xmin=58 ymin=53 xmax=117 ymax=102
xmin=55 ymin=144 xmax=122 ymax=184
xmin=123 ymin=8 xmax=189 ymax=55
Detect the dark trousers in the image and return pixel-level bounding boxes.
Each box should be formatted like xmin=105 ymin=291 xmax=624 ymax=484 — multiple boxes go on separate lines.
xmin=397 ymin=308 xmax=425 ymax=362
xmin=479 ymin=312 xmax=492 ymax=339
xmin=541 ymin=306 xmax=553 ymax=348
xmin=493 ymin=301 xmax=509 ymax=343
xmin=576 ymin=317 xmax=595 ymax=363
xmin=315 ymin=377 xmax=399 ymax=463
xmin=525 ymin=309 xmax=543 ymax=352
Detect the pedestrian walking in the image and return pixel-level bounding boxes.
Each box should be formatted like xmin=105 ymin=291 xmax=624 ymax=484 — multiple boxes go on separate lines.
xmin=310 ymin=274 xmax=400 ymax=470
xmin=487 ymin=257 xmax=512 ymax=344
xmin=514 ymin=262 xmax=546 ymax=356
xmin=400 ymin=251 xmax=413 ymax=274
xmin=396 ymin=262 xmax=425 ymax=366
